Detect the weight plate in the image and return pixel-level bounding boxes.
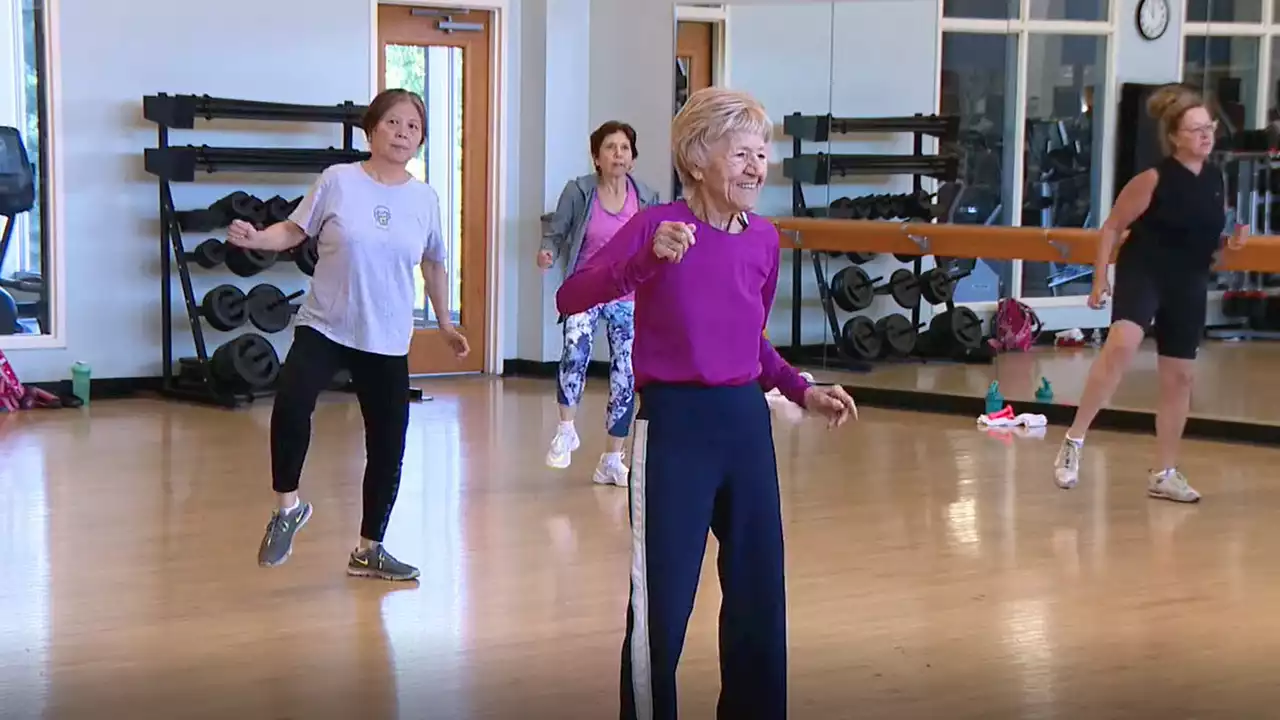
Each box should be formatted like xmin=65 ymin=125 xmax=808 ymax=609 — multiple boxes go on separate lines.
xmin=876 ymin=313 xmax=917 ymax=357
xmin=213 ymin=333 xmax=281 ymax=391
xmin=952 ymin=307 xmax=983 ymax=348
xmin=887 ymin=269 xmax=921 ymax=309
xmin=931 ymin=307 xmax=983 ymax=350
xmin=201 ymin=284 xmax=247 ymax=332
xmin=230 ymin=194 xmax=267 ymax=224
xmin=920 ymin=268 xmax=957 ymax=305
xmin=190 ymin=238 xmax=226 ymax=269
xmin=294 ymin=236 xmax=319 ymax=276
xmin=225 ymin=246 xmax=278 ymax=278
xmin=831 ymin=266 xmax=874 ymax=313
xmin=841 ymin=316 xmax=881 ymax=360
xmin=247 ymin=284 xmax=294 ymax=334
xmin=264 ymin=195 xmax=293 ymax=224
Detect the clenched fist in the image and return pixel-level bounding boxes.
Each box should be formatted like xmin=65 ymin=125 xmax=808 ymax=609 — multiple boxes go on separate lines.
xmin=652 ymin=221 xmax=697 ymax=263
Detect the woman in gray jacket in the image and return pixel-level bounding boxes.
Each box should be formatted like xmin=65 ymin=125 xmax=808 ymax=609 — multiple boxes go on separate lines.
xmin=537 ymin=121 xmax=660 ymax=486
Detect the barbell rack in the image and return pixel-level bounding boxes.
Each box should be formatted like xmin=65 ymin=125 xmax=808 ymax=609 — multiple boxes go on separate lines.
xmin=143 ymin=93 xmax=368 ymax=408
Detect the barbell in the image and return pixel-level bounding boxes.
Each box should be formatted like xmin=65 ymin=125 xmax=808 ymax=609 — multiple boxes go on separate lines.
xmin=829 ymin=266 xmax=924 ymax=312
xmin=839 ymin=307 xmax=983 ymax=360
xmin=200 ymin=284 xmax=305 ymax=334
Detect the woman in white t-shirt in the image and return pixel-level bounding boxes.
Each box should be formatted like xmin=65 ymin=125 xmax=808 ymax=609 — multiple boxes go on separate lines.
xmin=226 ymin=88 xmax=469 ymax=582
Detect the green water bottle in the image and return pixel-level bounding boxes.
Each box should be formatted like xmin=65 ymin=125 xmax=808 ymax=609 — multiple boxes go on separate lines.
xmin=71 ymin=361 xmax=91 ymax=406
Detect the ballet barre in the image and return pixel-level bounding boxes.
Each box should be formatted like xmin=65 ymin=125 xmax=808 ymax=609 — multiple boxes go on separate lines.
xmin=769 ymin=218 xmax=1280 ymax=273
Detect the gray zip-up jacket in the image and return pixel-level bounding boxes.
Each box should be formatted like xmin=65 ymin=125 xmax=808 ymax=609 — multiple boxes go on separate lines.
xmin=541 ymin=173 xmax=661 ymax=275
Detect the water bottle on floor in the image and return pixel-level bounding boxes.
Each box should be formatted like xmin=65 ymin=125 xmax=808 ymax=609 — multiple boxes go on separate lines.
xmin=71 ymin=361 xmax=90 ymax=406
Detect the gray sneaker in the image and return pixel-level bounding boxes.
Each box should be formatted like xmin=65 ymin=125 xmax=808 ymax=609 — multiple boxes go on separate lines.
xmin=257 ymin=502 xmax=313 ymax=567
xmin=347 ymin=545 xmax=420 ymax=581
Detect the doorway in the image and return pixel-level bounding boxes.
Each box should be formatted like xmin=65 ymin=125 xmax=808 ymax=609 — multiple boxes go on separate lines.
xmin=674 ymin=20 xmax=715 ymax=198
xmin=377 ymin=4 xmax=492 ymax=375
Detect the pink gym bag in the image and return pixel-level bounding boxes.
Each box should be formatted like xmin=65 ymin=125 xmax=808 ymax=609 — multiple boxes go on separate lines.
xmin=988 ymin=298 xmax=1042 ymax=352
xmin=0 ymin=348 xmax=24 ymax=411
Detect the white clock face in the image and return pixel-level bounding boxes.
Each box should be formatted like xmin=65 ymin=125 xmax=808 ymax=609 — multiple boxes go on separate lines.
xmin=1138 ymin=0 xmax=1169 ymax=40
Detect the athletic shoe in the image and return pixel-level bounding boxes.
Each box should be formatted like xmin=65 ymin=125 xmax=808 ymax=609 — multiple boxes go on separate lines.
xmin=546 ymin=422 xmax=580 ymax=469
xmin=347 ymin=545 xmax=421 ymax=581
xmin=1053 ymin=437 xmax=1082 ymax=489
xmin=593 ymin=452 xmax=629 ymax=487
xmin=1148 ymin=469 xmax=1201 ymax=503
xmin=257 ymin=501 xmax=313 ymax=567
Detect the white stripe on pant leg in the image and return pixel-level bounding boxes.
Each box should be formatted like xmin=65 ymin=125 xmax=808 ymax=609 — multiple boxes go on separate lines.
xmin=629 ymin=419 xmax=654 ymax=720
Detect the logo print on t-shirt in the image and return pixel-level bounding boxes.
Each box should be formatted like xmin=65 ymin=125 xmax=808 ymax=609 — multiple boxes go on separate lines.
xmin=373 ymin=205 xmax=392 ymax=229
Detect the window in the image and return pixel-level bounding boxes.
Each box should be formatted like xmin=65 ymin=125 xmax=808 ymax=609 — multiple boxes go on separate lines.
xmin=938 ymin=32 xmax=1019 ymax=303
xmin=0 ymin=0 xmax=49 ymax=338
xmin=1182 ymin=1 xmax=1270 ymax=143
xmin=939 ymin=0 xmax=1113 ymax=306
xmin=1019 ymin=33 xmax=1108 ymax=299
xmin=1182 ymin=0 xmax=1272 ymax=248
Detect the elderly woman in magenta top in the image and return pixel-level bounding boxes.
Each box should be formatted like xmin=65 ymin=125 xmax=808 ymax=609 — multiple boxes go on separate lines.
xmin=537 ymin=121 xmax=660 ymax=487
xmin=556 ymin=87 xmax=855 ymax=719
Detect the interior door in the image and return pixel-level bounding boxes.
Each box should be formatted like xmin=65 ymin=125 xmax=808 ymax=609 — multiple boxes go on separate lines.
xmin=674 ymin=20 xmax=714 ymax=198
xmin=378 ymin=5 xmax=491 ymax=374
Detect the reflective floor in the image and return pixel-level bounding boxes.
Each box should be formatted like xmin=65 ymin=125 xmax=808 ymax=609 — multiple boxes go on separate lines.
xmin=1 ymin=376 xmax=1279 ymax=718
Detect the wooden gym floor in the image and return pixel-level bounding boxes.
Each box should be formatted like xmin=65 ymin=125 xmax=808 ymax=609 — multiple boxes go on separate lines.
xmin=805 ymin=337 xmax=1280 ymax=426
xmin=3 ymin=375 xmax=1280 ymax=718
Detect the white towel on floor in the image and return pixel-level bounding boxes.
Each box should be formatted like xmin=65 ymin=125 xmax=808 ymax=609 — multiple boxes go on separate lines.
xmin=977 ymin=412 xmax=1047 ymax=428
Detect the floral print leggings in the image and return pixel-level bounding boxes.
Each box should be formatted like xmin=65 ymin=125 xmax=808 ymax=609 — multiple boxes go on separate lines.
xmin=556 ymin=300 xmax=635 ymax=438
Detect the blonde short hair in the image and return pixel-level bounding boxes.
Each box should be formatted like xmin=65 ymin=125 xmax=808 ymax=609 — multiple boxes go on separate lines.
xmin=671 ymin=87 xmax=772 ymax=189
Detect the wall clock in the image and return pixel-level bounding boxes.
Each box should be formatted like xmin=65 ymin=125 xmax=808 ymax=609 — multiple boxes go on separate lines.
xmin=1136 ymin=0 xmax=1169 ymax=40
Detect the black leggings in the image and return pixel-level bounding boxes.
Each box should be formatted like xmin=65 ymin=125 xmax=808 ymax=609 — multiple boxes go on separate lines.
xmin=1110 ymin=254 xmax=1209 ymax=361
xmin=270 ymin=325 xmax=410 ymax=543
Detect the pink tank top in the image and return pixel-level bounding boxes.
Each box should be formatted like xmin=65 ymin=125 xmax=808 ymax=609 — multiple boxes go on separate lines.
xmin=576 ymin=182 xmax=639 ymax=302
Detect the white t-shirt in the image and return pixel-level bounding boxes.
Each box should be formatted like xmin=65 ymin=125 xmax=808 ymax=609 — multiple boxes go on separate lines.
xmin=288 ymin=162 xmax=446 ymax=357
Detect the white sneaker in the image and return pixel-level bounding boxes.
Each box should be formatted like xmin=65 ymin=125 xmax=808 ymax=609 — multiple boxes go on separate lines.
xmin=1053 ymin=437 xmax=1082 ymax=489
xmin=1148 ymin=469 xmax=1201 ymax=503
xmin=546 ymin=423 xmax=580 ymax=469
xmin=593 ymin=452 xmax=629 ymax=487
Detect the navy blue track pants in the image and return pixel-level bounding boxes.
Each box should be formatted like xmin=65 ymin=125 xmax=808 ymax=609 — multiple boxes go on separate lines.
xmin=619 ymin=382 xmax=787 ymax=720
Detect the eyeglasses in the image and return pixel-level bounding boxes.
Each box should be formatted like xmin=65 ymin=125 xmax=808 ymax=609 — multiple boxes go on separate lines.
xmin=1181 ymin=121 xmax=1218 ymax=137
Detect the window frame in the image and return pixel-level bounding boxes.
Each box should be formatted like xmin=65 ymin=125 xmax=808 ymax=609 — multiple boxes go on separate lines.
xmin=1181 ymin=8 xmax=1272 ymax=135
xmin=0 ymin=0 xmax=63 ymax=350
xmin=937 ymin=0 xmax=1119 ymax=312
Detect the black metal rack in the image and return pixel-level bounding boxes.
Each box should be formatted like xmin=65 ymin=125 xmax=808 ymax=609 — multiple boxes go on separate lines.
xmin=144 ymin=93 xmax=369 ymax=408
xmin=779 ymin=112 xmax=962 ymax=372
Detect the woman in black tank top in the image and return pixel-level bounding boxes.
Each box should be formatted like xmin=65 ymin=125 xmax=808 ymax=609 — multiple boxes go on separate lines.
xmin=1051 ymin=84 xmax=1248 ymax=503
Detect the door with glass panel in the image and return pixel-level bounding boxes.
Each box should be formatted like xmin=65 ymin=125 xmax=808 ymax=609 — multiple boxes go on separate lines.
xmin=378 ymin=5 xmax=491 ymax=374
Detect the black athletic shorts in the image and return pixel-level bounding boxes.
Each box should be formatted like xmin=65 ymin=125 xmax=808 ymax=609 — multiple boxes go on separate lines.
xmin=1110 ymin=253 xmax=1209 ymax=360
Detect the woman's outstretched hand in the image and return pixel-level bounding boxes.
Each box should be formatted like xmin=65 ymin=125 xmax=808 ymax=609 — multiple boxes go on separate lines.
xmin=225 ymin=219 xmax=261 ymax=248
xmin=803 ymin=384 xmax=858 ymax=428
xmin=442 ymin=325 xmax=470 ymax=358
xmin=652 ymin=222 xmax=697 ymax=262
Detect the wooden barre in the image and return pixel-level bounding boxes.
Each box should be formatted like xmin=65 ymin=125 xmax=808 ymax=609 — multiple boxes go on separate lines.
xmin=770 ymin=217 xmax=1280 ymax=273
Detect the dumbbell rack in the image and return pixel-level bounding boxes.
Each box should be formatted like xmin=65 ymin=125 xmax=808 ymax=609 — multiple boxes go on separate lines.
xmin=143 ymin=93 xmax=369 ymax=408
xmin=778 ymin=113 xmax=962 ymax=372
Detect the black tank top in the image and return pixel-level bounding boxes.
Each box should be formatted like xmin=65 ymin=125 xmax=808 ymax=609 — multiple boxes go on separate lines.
xmin=1121 ymin=155 xmax=1226 ymax=273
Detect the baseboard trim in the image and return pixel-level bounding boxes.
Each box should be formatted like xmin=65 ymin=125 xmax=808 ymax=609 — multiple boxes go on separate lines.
xmin=501 ymin=357 xmax=1280 ymax=446
xmin=502 ymin=358 xmax=612 ymax=380
xmin=28 ymin=376 xmax=162 ymax=401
